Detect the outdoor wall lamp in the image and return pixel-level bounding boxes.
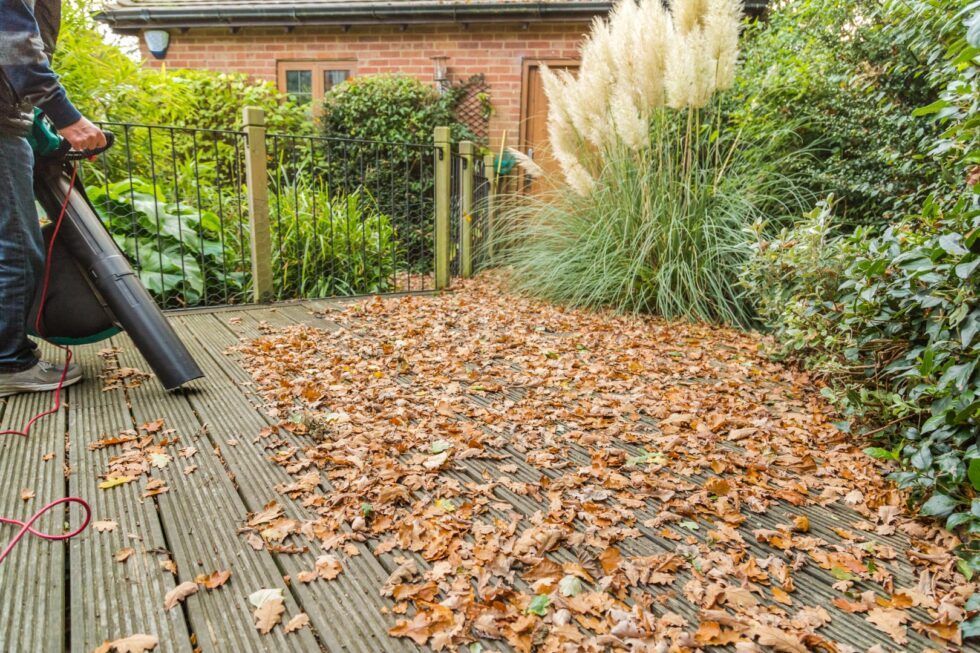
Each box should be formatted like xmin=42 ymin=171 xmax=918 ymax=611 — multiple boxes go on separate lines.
xmin=431 ymin=56 xmax=449 ymax=93
xmin=143 ymin=29 xmax=171 ymax=60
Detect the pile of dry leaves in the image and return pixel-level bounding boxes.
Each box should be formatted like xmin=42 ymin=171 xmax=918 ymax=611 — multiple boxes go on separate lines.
xmin=234 ymin=276 xmax=976 ymax=652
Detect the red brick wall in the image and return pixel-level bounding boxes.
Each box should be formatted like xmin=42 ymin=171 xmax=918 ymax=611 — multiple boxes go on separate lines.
xmin=140 ymin=22 xmax=589 ymax=145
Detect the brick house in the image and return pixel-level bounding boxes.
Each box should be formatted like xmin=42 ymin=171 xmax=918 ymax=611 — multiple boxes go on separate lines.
xmin=97 ymin=0 xmax=765 ymax=178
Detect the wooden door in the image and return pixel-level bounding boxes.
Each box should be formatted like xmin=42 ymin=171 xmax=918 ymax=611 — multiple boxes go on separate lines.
xmin=521 ymin=62 xmax=578 ymax=194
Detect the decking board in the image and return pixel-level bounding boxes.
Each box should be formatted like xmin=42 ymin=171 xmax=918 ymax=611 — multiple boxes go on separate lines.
xmin=173 ymin=310 xmax=420 ymax=653
xmin=110 ymin=336 xmax=322 ymax=653
xmin=67 ymin=342 xmax=193 ymax=653
xmin=0 ymin=351 xmax=67 ymax=653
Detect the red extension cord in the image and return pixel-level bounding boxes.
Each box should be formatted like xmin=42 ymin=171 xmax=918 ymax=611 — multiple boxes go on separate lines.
xmin=0 ymin=163 xmax=92 ymax=564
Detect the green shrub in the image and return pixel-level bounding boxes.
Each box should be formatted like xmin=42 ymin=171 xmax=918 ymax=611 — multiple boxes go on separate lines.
xmin=57 ymin=0 xmax=308 ymax=132
xmin=87 ymin=178 xmax=248 ymax=307
xmin=746 ymin=199 xmax=980 ymax=535
xmin=316 ymin=75 xmax=475 ymax=266
xmin=744 ymin=3 xmax=980 ymax=545
xmin=319 ymin=74 xmax=473 ymax=145
xmin=270 ymin=182 xmax=398 ymax=298
xmin=727 ymin=0 xmax=966 ymax=227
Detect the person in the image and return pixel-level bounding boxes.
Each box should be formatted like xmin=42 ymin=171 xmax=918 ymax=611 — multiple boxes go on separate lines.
xmin=1 ymin=0 xmax=106 ymax=396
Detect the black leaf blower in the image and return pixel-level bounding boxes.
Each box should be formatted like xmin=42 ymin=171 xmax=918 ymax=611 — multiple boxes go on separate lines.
xmin=27 ymin=110 xmax=203 ymax=390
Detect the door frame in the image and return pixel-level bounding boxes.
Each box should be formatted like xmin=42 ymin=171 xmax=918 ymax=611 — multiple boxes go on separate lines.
xmin=519 ymin=58 xmax=579 ymax=157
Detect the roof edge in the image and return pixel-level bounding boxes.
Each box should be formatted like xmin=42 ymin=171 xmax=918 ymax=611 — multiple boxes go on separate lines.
xmin=96 ymin=1 xmax=615 ymax=31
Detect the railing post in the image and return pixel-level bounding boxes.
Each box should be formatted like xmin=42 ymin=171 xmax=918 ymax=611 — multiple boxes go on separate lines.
xmin=459 ymin=141 xmax=475 ymax=278
xmin=242 ymin=106 xmax=274 ymax=303
xmin=433 ymin=126 xmax=452 ymax=290
xmin=483 ymin=153 xmax=498 ymax=264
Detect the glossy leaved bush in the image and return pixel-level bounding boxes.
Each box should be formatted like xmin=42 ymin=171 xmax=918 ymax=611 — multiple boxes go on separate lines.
xmin=747 ymin=201 xmax=980 ymax=536
xmin=744 ymin=0 xmax=980 ymax=546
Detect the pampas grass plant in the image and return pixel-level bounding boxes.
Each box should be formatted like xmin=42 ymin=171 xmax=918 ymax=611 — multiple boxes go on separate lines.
xmin=495 ymin=0 xmax=808 ymax=326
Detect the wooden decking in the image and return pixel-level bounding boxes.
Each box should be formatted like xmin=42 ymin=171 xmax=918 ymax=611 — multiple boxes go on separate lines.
xmin=0 ymin=300 xmax=970 ymax=652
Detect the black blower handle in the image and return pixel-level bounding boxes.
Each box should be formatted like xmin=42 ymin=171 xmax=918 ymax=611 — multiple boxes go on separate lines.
xmin=63 ymin=131 xmax=115 ymax=161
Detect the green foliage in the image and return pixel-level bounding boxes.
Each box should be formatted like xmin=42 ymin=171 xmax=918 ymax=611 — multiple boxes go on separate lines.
xmin=56 ymin=0 xmax=307 ymax=131
xmin=744 ymin=2 xmax=980 ymax=546
xmin=317 ymin=75 xmax=475 ymax=265
xmin=747 ymin=198 xmax=980 ymax=532
xmin=270 ymin=182 xmax=398 ymax=298
xmin=727 ymin=0 xmax=967 ymax=227
xmin=319 ymin=74 xmax=473 ymax=145
xmin=87 ymin=178 xmax=248 ymax=307
xmin=496 ymin=112 xmax=807 ymax=326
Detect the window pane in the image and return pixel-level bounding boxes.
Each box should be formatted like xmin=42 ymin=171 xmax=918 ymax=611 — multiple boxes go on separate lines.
xmin=285 ymin=69 xmax=313 ymax=104
xmin=324 ymin=69 xmax=350 ymax=91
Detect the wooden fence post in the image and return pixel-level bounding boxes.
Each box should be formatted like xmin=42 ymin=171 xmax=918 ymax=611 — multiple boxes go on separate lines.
xmin=242 ymin=106 xmax=274 ymax=303
xmin=434 ymin=126 xmax=452 ymax=290
xmin=459 ymin=140 xmax=475 ymax=278
xmin=483 ymin=153 xmax=498 ymax=264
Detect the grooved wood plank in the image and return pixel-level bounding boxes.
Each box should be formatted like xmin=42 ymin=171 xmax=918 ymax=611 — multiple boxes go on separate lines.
xmin=109 ymin=335 xmax=322 ymax=653
xmin=0 ymin=349 xmax=67 ymax=653
xmin=68 ymin=341 xmax=193 ymax=653
xmin=172 ymin=310 xmax=420 ymax=653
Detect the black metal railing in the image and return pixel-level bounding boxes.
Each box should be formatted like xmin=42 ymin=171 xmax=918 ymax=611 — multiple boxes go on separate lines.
xmin=84 ymin=122 xmax=252 ymax=309
xmin=266 ymin=133 xmax=437 ymax=300
xmin=449 ymin=147 xmax=465 ymax=278
xmin=471 ymin=156 xmax=492 ymax=273
xmin=79 ymin=122 xmax=448 ymax=309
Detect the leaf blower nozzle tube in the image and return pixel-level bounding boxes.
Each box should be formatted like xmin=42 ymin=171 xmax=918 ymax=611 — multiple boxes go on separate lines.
xmin=33 ymin=164 xmax=204 ymax=390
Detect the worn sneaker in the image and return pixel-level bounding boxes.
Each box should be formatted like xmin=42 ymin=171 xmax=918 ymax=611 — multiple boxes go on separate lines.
xmin=0 ymin=359 xmax=83 ymax=397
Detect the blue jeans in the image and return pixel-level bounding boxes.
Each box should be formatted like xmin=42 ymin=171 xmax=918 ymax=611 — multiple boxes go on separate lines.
xmin=0 ymin=133 xmax=43 ymax=372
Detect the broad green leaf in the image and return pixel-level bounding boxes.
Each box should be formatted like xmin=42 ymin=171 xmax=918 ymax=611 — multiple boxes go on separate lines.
xmin=830 ymin=566 xmax=856 ymax=581
xmin=912 ymin=99 xmax=952 ymax=117
xmin=966 ymin=592 xmax=980 ymax=612
xmin=864 ymin=447 xmax=896 ymax=460
xmin=969 ymin=459 xmax=980 ymax=492
xmin=526 ymin=594 xmax=550 ymax=616
xmin=921 ymin=493 xmax=960 ymax=518
xmin=962 ymin=616 xmax=980 ymax=640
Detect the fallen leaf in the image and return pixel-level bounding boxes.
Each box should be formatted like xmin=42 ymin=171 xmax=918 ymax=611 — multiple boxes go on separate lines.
xmin=148 ymin=453 xmax=171 ymax=469
xmin=866 ymin=607 xmax=909 ymax=645
xmin=92 ymin=634 xmax=158 ymax=653
xmin=141 ymin=419 xmax=165 ymax=433
xmin=99 ymin=476 xmax=135 ymax=490
xmin=791 ymin=515 xmax=810 ymax=533
xmin=164 ymin=581 xmax=198 ymax=610
xmin=195 ymin=569 xmax=232 ymax=590
xmin=315 ymin=554 xmax=343 ymax=580
xmin=751 ymin=624 xmax=807 ymax=653
xmin=93 ymin=520 xmax=117 ymax=533
xmin=115 ymin=547 xmax=136 ymax=563
xmin=20 ymin=489 xmax=34 ymax=501
xmin=142 ymin=478 xmax=169 ymax=498
xmin=772 ymin=586 xmax=793 ymax=605
xmin=424 ymin=451 xmax=449 ymax=470
xmin=599 ymin=547 xmax=622 ymax=574
xmin=253 ymin=596 xmax=285 ymax=634
xmin=559 ymin=575 xmax=585 ymax=597
xmin=248 ymin=587 xmax=284 ymax=609
xmin=284 ymin=613 xmax=310 ymax=634
xmin=526 ymin=594 xmax=550 ymax=616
